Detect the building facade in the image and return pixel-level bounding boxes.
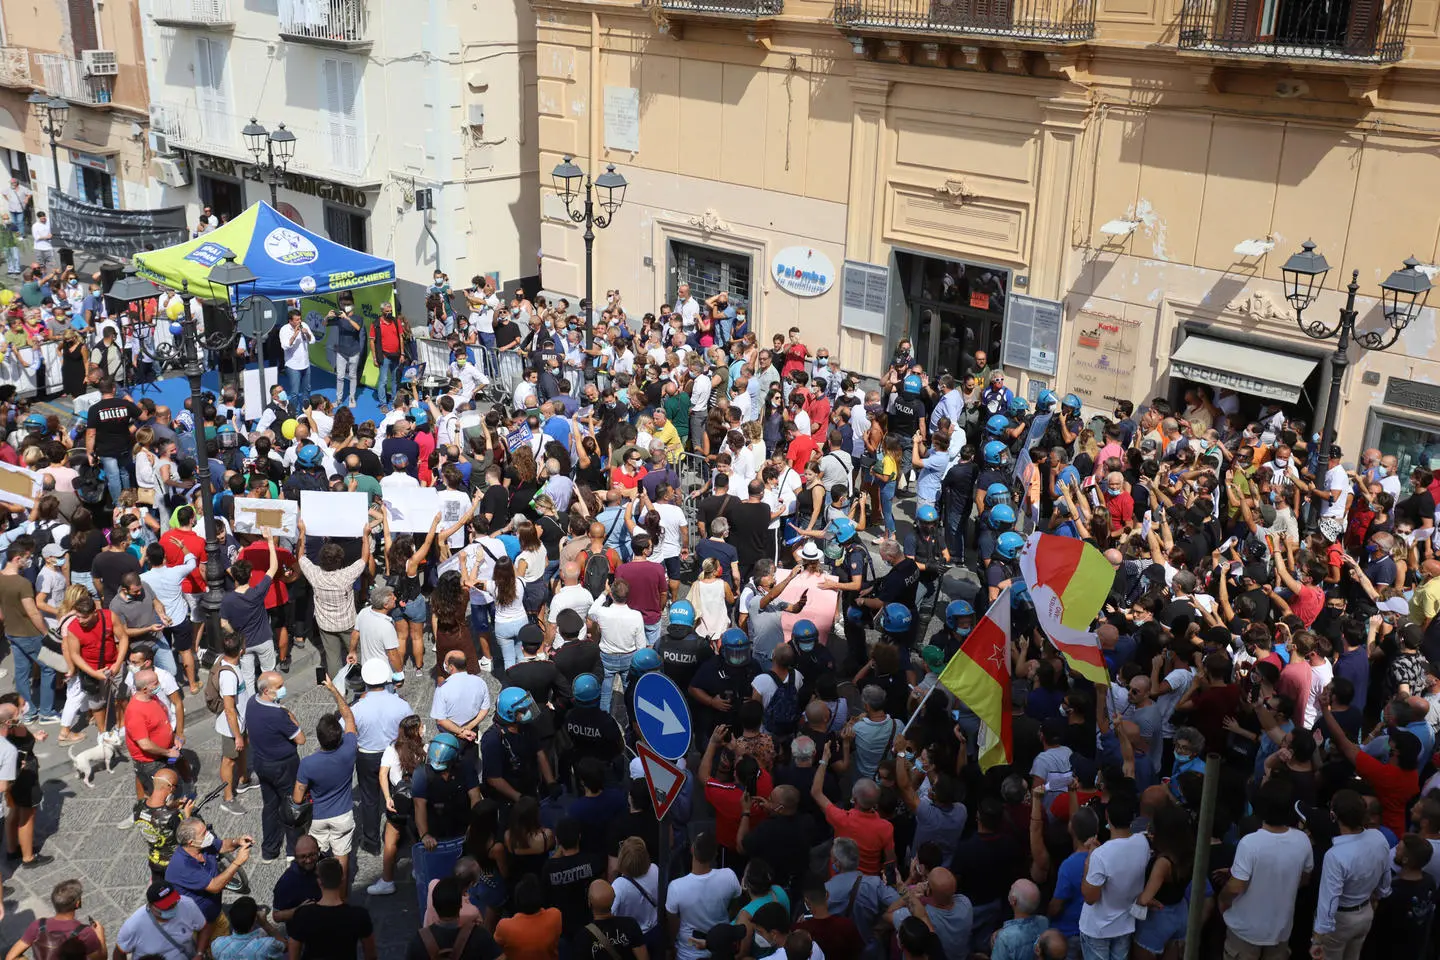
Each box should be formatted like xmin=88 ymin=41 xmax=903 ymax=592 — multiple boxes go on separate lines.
xmin=533 ymin=0 xmax=1440 ymax=468
xmin=0 ymin=0 xmax=151 ymax=212
xmin=140 ymin=0 xmax=539 ymax=300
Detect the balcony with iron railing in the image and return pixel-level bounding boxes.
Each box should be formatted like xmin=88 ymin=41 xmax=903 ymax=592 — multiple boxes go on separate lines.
xmin=39 ymin=54 xmax=114 ymax=106
xmin=0 ymin=46 xmax=33 ymax=89
xmin=835 ymin=0 xmax=1096 ymax=43
xmin=151 ymin=0 xmax=234 ymax=29
xmin=1177 ymin=0 xmax=1409 ymax=61
xmin=657 ymin=0 xmax=783 ymax=19
xmin=150 ymin=101 xmax=235 ymax=153
xmin=277 ymin=0 xmax=370 ymax=48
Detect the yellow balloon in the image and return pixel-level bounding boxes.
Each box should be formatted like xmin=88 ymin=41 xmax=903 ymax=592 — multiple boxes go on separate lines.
xmin=280 ymin=418 xmax=298 ymax=440
xmin=165 ymin=298 xmax=186 ymax=320
xmin=0 ymin=290 xmax=13 ymax=305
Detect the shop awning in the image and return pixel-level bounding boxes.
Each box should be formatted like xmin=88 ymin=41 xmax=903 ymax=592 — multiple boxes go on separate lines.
xmin=1170 ymin=336 xmax=1318 ymax=405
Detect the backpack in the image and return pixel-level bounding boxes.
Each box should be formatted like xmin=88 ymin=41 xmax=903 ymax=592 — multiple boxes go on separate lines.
xmin=763 ymin=669 xmax=800 ymax=736
xmin=75 ymin=462 xmax=107 ymax=505
xmin=28 ymin=519 xmax=59 ymax=575
xmin=581 ymin=549 xmax=612 ymax=599
xmin=29 ymin=919 xmax=84 ymax=960
xmin=203 ymin=660 xmax=239 ymax=716
xmin=418 ymin=919 xmax=478 ymax=960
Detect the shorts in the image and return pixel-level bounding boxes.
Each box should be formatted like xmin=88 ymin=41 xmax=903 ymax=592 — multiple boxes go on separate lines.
xmin=9 ymin=770 xmax=41 ymax=808
xmin=185 ymin=593 xmax=201 ymax=621
xmin=1134 ymin=900 xmax=1189 ymax=953
xmin=268 ymin=607 xmax=288 ymax=635
xmin=390 ymin=595 xmax=428 ymax=623
xmin=221 ymin=735 xmax=243 ymax=760
xmin=311 ymin=811 xmax=356 ymax=858
xmin=166 ymin=620 xmax=195 ymax=653
xmin=134 ymin=759 xmax=165 ymax=793
xmin=662 ymin=556 xmax=683 ymax=581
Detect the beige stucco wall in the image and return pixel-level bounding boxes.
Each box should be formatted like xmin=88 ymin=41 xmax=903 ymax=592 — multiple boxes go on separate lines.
xmin=535 ymin=0 xmax=1440 ymax=449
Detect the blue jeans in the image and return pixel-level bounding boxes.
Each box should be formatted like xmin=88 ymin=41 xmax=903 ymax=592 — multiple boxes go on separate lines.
xmin=600 ymin=650 xmax=633 ymax=713
xmin=880 ymin=480 xmax=897 ymax=535
xmin=334 ymin=352 xmax=361 ymax=406
xmin=285 ymin=366 xmax=311 ymax=404
xmin=494 ymin=618 xmax=526 ymax=673
xmin=643 ymin=621 xmax=661 ymax=648
xmin=9 ymin=634 xmax=56 ymax=716
xmin=99 ymin=453 xmax=133 ymax=504
xmin=478 ymin=332 xmax=497 ymax=377
xmin=945 ymin=508 xmax=968 ymax=563
xmin=1080 ymin=932 xmax=1132 ymax=960
xmin=376 ymin=355 xmax=401 ymax=403
xmin=149 ymin=636 xmax=178 ymax=677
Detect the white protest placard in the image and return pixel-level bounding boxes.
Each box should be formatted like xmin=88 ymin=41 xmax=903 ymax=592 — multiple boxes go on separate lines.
xmin=233 ymin=496 xmax=299 ymax=538
xmin=381 ymin=486 xmax=441 ymax=534
xmin=437 ymin=552 xmax=461 ymax=577
xmin=299 ymin=490 xmax=368 ymax=539
xmin=242 ymin=366 xmax=282 ymax=421
xmin=0 ymin=461 xmax=42 ymax=508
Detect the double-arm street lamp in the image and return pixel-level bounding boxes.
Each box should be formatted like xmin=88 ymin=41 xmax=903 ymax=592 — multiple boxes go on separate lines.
xmin=242 ymin=119 xmax=298 ymax=207
xmin=26 ymin=92 xmax=69 ymax=192
xmin=111 ymin=252 xmax=255 ymax=657
xmin=1280 ymin=240 xmax=1433 ymax=462
xmin=551 ymin=156 xmax=627 ymax=365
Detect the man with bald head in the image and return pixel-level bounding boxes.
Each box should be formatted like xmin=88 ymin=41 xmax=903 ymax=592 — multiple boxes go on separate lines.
xmin=572 ymin=879 xmax=645 ymax=960
xmin=739 ymin=783 xmax=814 ymax=891
xmin=246 ymin=669 xmax=307 ymax=863
xmin=887 ymin=866 xmax=972 ymax=959
xmin=812 ymin=757 xmax=896 ymax=877
xmin=1035 ymin=929 xmax=1069 ymax=959
xmin=124 ymin=667 xmax=180 ymax=799
xmin=549 ymin=561 xmax=595 ymax=635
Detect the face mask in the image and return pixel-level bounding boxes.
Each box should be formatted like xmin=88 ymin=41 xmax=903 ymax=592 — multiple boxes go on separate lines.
xmin=276 ymin=391 xmax=289 ymax=405
xmin=456 ymin=357 xmax=467 ymax=366
xmin=157 ymin=907 xmax=178 ymax=921
xmin=1174 ymin=751 xmax=1192 ymax=764
xmin=754 ymin=934 xmax=771 ymax=950
xmin=956 ymin=626 xmax=972 ymax=638
xmin=1058 ymin=703 xmax=1071 ymax=718
xmin=274 ymin=686 xmax=288 ymax=701
xmin=200 ymin=830 xmax=216 ymax=849
xmin=1107 ymin=486 xmax=1122 ymax=497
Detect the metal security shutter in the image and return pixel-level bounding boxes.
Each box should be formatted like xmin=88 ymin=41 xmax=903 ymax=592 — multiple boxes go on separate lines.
xmin=670 ymin=240 xmax=750 ymax=307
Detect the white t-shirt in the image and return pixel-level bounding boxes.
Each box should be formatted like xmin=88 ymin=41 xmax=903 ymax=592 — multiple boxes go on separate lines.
xmin=212 ymin=661 xmax=251 ymax=737
xmin=438 ymin=490 xmax=471 ymax=549
xmin=356 ymin=607 xmax=400 ymax=664
xmin=0 ymin=735 xmax=17 ymax=781
xmin=550 ymin=583 xmax=595 ymax=626
xmin=116 ymin=900 xmax=207 ymax=960
xmin=1079 ymin=833 xmax=1151 ymax=938
xmin=650 ymin=502 xmax=687 ymax=561
xmin=752 ymin=668 xmax=804 ymax=708
xmin=381 ymin=472 xmax=419 ymax=491
xmin=677 ymin=296 xmax=700 ymax=333
xmin=612 ymin=865 xmax=660 ymax=932
xmin=310 ymin=409 xmax=334 ymax=442
xmin=1323 ymin=465 xmax=1351 ymax=518
xmin=666 ymin=867 xmax=742 ymax=960
xmin=1156 ymin=667 xmax=1195 ymax=739
xmin=379 ymin=743 xmax=406 ymax=785
xmin=1223 ymin=827 xmax=1314 ymax=946
xmin=691 ymin=373 xmax=712 ymax=411
xmin=279 ymin=323 xmax=312 ymax=370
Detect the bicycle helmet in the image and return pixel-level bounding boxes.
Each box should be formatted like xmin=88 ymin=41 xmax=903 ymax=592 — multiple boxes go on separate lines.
xmin=668 ymin=600 xmax=696 ymax=629
xmin=986 ymin=482 xmax=1012 ymax=504
xmin=427 ymin=732 xmax=463 ymax=770
xmin=985 ymin=414 xmax=1010 ymax=437
xmin=496 ymin=687 xmax=539 ymax=724
xmin=827 ymin=517 xmax=858 ymax=545
xmin=945 ymin=599 xmax=976 ymax=629
xmin=983 ymin=440 xmax=1008 ymax=466
xmin=1036 ymin=390 xmax=1058 ymax=412
xmin=996 ymin=531 xmax=1026 ymax=560
xmin=902 ymin=374 xmax=922 ymax=395
xmin=916 ymin=504 xmax=939 ymax=523
xmin=1062 ymin=393 xmax=1083 ymax=413
xmin=631 ymin=648 xmax=661 ymax=675
xmin=572 ymin=673 xmax=601 ymax=706
xmin=988 ymin=503 xmax=1017 ymax=529
xmin=1008 ymin=396 xmax=1029 ymax=416
xmin=721 ymin=628 xmax=753 ymax=667
xmin=791 ymin=619 xmax=819 ymax=651
xmin=880 ymin=603 xmax=913 ymax=635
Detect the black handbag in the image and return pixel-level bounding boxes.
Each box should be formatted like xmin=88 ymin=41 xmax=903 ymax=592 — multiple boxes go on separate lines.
xmin=281 ymin=796 xmax=314 ymax=832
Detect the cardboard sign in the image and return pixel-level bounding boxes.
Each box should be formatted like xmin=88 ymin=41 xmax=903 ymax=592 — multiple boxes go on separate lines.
xmin=380 ymin=487 xmax=441 ymax=534
xmin=299 ymin=490 xmax=368 ymax=539
xmin=232 ymin=496 xmax=299 ymax=538
xmin=0 ymin=461 xmax=41 ymax=508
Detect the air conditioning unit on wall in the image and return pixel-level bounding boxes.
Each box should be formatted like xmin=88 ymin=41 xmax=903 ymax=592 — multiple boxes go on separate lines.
xmin=153 ymin=156 xmax=190 ymax=188
xmin=149 ymin=131 xmax=175 ymax=156
xmin=82 ymin=50 xmax=119 ymax=76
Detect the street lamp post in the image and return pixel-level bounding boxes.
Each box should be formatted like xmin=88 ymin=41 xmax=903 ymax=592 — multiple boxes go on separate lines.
xmin=242 ymin=119 xmax=298 ymax=208
xmin=113 ymin=257 xmax=248 ymax=656
xmin=1281 ymin=240 xmax=1433 ymax=465
xmin=550 ymin=156 xmax=627 ymax=367
xmin=26 ymin=92 xmax=69 ymax=194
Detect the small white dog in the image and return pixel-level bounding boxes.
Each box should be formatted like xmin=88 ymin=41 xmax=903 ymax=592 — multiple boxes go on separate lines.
xmin=70 ymin=727 xmax=126 ymax=787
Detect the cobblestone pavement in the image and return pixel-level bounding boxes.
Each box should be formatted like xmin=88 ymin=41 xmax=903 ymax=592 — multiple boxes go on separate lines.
xmin=0 ymin=639 xmax=498 ymax=955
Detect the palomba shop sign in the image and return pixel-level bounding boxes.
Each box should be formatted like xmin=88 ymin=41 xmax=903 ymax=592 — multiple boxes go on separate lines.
xmin=771 ymin=246 xmax=836 ymax=297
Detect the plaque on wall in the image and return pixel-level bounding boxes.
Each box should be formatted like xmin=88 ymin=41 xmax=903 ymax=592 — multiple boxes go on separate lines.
xmin=1001 ymin=294 xmax=1063 ymax=377
xmin=1384 ymin=377 xmax=1440 ymax=416
xmin=1067 ymin=311 xmax=1141 ymax=409
xmin=840 ymin=260 xmax=888 ymax=336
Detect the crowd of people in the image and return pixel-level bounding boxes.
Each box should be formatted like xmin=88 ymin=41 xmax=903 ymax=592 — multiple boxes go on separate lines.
xmin=0 ymin=270 xmax=1437 ymax=960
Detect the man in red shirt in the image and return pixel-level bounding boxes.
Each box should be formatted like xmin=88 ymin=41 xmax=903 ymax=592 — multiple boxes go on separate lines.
xmin=237 ymin=536 xmax=295 ymax=669
xmin=699 ymin=725 xmax=771 ymax=857
xmin=370 ymin=301 xmax=408 ymax=408
xmin=609 ymin=447 xmax=647 ymax=499
xmin=783 ymin=421 xmax=817 ymax=475
xmin=1100 ymin=471 xmax=1134 ymax=534
xmin=615 ymin=534 xmax=668 ymax=647
xmin=810 ymin=742 xmax=896 ymax=876
xmin=1176 ymin=653 xmax=1240 ymax=755
xmin=1321 ymin=689 xmax=1420 ymax=834
xmin=124 ymin=668 xmax=180 ymax=799
xmin=1275 ymin=552 xmax=1327 ymax=628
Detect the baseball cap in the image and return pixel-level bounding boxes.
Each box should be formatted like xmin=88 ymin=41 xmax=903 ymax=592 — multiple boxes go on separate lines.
xmin=147 ymin=881 xmax=182 ymax=910
xmin=1328 ymin=444 xmax=1344 ymax=460
xmin=1379 ymin=596 xmax=1411 ymax=616
xmin=41 ymin=544 xmax=67 ymax=559
xmin=361 ymin=658 xmax=391 ymax=686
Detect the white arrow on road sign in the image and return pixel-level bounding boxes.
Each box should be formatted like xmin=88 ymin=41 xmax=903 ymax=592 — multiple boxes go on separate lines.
xmin=637 ymin=696 xmax=685 ymax=736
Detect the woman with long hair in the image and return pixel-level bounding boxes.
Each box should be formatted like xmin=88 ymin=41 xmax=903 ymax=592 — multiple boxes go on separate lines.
xmin=612 ymin=835 xmax=661 ymax=955
xmin=431 ymin=570 xmax=484 ymax=674
xmin=382 ymin=515 xmax=440 ymax=676
xmin=462 ymin=800 xmax=509 ymax=928
xmin=60 ymin=328 xmax=87 ymax=397
xmin=690 ymin=557 xmax=734 ymax=643
xmin=736 ymin=858 xmax=790 ymax=930
xmin=502 ymin=796 xmax=554 ymax=885
xmin=762 ymin=387 xmax=785 ymax=457
xmin=860 ymin=410 xmax=889 ymax=529
xmin=574 ymin=434 xmax=605 ymax=491
xmin=374 ymin=714 xmax=425 ymax=893
xmin=1133 ymin=803 xmax=1197 ymax=960
xmin=132 ymin=426 xmax=163 ymax=519
xmin=514 ymin=520 xmax=550 ymax=616
xmin=329 ymin=405 xmax=356 ymax=450
xmin=507 ymin=446 xmax=541 ymax=520
xmin=875 ymin=434 xmax=904 ymax=537
xmin=479 ymin=555 xmax=528 ymax=672
xmin=65 ymin=511 xmax=100 ymax=598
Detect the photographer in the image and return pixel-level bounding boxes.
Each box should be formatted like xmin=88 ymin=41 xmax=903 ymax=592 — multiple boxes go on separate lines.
xmin=164 ymin=817 xmax=253 ymax=951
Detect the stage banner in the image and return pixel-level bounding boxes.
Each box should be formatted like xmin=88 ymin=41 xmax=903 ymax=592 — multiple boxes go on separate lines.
xmin=300 ymin=284 xmax=394 ymax=388
xmin=47 ymin=189 xmax=189 ymax=259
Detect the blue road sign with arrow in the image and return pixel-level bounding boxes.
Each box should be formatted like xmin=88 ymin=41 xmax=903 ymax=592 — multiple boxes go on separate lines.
xmin=633 ymin=671 xmax=692 ymax=761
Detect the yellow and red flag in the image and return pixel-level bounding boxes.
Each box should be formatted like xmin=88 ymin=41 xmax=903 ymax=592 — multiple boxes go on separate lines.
xmin=1019 ymin=532 xmax=1111 ymax=684
xmin=937 ymin=586 xmax=1013 ymax=771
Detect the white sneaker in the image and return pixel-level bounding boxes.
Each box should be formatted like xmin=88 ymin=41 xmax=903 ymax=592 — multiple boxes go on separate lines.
xmin=479 ymin=657 xmax=493 ymax=672
xmin=367 ymin=879 xmax=396 ymax=896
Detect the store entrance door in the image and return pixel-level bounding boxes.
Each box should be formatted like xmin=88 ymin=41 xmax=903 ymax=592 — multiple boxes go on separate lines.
xmin=895 ymin=251 xmax=1008 ymax=380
